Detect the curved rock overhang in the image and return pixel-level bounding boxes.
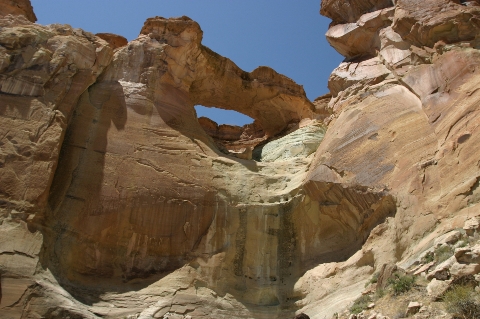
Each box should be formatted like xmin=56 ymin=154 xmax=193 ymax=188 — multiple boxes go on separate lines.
xmin=0 ymin=4 xmax=401 ymax=319
xmin=139 ymin=16 xmax=315 ymax=138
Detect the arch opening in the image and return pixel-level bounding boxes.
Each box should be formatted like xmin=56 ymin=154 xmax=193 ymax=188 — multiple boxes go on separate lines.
xmin=195 ymin=105 xmax=267 ymax=160
xmin=194 ymin=105 xmax=254 ymax=126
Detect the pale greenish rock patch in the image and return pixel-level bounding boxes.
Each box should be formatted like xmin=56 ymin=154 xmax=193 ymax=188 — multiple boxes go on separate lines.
xmin=256 ymin=123 xmax=326 ymax=162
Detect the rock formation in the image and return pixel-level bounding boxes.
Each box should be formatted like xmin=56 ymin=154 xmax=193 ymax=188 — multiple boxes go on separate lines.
xmin=1 ymin=0 xmax=480 ymax=318
xmin=0 ymin=0 xmax=36 ymax=22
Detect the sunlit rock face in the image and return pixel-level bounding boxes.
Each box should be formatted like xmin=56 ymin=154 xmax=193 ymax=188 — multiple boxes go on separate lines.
xmin=2 ymin=0 xmax=480 ymax=318
xmin=0 ymin=4 xmax=395 ymax=318
xmin=296 ymin=0 xmax=480 ymax=317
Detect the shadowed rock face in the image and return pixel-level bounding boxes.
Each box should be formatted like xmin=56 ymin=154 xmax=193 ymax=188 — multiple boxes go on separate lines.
xmin=2 ymin=0 xmax=480 ymax=318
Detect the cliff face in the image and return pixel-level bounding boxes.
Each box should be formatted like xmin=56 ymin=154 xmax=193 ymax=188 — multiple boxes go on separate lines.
xmin=1 ymin=1 xmax=480 ymax=318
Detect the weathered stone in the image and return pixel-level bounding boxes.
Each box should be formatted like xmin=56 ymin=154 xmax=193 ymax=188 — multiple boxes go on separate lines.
xmin=326 ymin=8 xmax=394 ymax=58
xmin=392 ymin=0 xmax=480 ymax=48
xmin=328 ymin=57 xmax=392 ymax=98
xmin=95 ymin=32 xmax=128 ymax=49
xmin=0 ymin=0 xmax=36 ymax=22
xmin=427 ymin=257 xmax=456 ymax=280
xmin=376 ymin=263 xmax=397 ymax=289
xmin=320 ymin=0 xmax=394 ymax=25
xmin=450 ymin=262 xmax=480 ymax=278
xmin=256 ymin=123 xmax=326 ymax=162
xmin=434 ymin=230 xmax=462 ymax=246
xmin=455 ymin=245 xmax=480 ymax=264
xmin=413 ymin=262 xmax=435 ymax=276
xmin=406 ymin=302 xmax=422 ymax=316
xmin=464 ymin=216 xmax=480 ymax=236
xmin=427 ymin=278 xmax=452 ymax=300
xmin=2 ymin=0 xmax=480 ymax=318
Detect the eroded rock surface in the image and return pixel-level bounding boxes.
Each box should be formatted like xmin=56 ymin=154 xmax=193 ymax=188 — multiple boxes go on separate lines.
xmin=0 ymin=7 xmax=377 ymax=319
xmin=2 ymin=0 xmax=480 ymax=318
xmin=299 ymin=0 xmax=480 ymax=317
xmin=0 ymin=0 xmax=36 ymax=22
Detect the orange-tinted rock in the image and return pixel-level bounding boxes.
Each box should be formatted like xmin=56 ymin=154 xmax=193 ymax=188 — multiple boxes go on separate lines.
xmin=96 ymin=32 xmax=128 ymax=49
xmin=326 ymin=8 xmax=394 ymax=58
xmin=0 ymin=11 xmax=113 ymax=318
xmin=0 ymin=17 xmax=113 ymax=219
xmin=137 ymin=16 xmax=314 ymax=137
xmin=3 ymin=0 xmax=480 ymax=318
xmin=198 ymin=116 xmax=218 ymax=136
xmin=392 ymin=0 xmax=480 ymax=47
xmin=320 ymin=0 xmax=394 ymax=25
xmin=0 ymin=0 xmax=36 ymax=22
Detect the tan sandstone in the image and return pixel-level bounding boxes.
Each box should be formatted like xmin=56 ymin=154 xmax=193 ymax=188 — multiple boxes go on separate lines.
xmin=2 ymin=0 xmax=480 ymax=318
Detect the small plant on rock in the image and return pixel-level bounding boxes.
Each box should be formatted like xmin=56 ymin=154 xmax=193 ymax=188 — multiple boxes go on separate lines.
xmin=388 ymin=273 xmax=415 ymax=295
xmin=443 ymin=285 xmax=480 ymax=319
xmin=435 ymin=245 xmax=454 ymax=264
xmin=365 ymin=272 xmax=379 ymax=287
xmin=350 ymin=294 xmax=372 ymax=314
xmin=421 ymin=251 xmax=434 ymax=264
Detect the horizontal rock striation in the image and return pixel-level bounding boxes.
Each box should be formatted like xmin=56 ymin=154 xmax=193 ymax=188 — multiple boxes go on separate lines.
xmin=298 ymin=0 xmax=480 ymax=317
xmin=0 ymin=7 xmax=386 ymax=319
xmin=2 ymin=0 xmax=480 ymax=318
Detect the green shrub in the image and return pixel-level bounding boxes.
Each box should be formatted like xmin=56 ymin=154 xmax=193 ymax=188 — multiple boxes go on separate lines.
xmin=365 ymin=272 xmax=379 ymax=287
xmin=388 ymin=273 xmax=415 ymax=295
xmin=443 ymin=285 xmax=480 ymax=319
xmin=421 ymin=251 xmax=434 ymax=264
xmin=435 ymin=245 xmax=454 ymax=264
xmin=350 ymin=295 xmax=372 ymax=314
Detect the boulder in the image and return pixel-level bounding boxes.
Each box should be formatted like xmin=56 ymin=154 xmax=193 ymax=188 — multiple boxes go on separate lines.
xmin=328 ymin=57 xmax=392 ymax=97
xmin=427 ymin=278 xmax=452 ymax=300
xmin=464 ymin=216 xmax=480 ymax=236
xmin=426 ymin=256 xmax=456 ymax=280
xmin=455 ymin=245 xmax=480 ymax=264
xmin=450 ymin=262 xmax=480 ymax=278
xmin=405 ymin=302 xmax=422 ymax=316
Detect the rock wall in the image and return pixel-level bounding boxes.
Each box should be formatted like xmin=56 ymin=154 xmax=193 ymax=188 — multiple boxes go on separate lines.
xmin=296 ymin=0 xmax=480 ymax=317
xmin=1 ymin=1 xmax=480 ymax=319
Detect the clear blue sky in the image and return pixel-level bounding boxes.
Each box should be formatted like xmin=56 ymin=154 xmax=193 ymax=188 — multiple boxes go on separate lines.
xmin=31 ymin=0 xmax=343 ymax=126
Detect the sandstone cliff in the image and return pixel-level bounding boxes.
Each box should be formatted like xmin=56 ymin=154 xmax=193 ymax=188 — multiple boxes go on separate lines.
xmin=1 ymin=1 xmax=480 ymax=319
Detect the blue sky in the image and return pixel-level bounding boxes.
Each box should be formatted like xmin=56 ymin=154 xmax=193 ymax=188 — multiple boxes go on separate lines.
xmin=31 ymin=1 xmax=343 ymax=126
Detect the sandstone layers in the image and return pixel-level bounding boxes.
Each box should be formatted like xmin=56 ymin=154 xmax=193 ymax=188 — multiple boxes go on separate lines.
xmin=1 ymin=0 xmax=480 ymax=319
